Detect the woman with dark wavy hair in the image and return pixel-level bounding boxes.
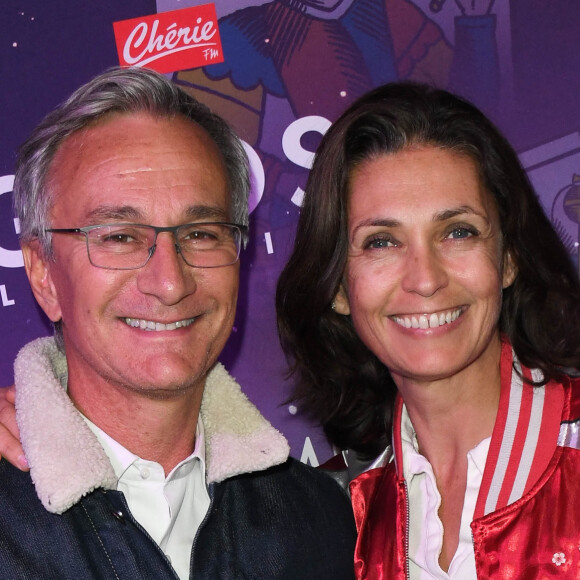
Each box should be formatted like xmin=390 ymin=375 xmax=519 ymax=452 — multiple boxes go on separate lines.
xmin=276 ymin=83 xmax=580 ymax=578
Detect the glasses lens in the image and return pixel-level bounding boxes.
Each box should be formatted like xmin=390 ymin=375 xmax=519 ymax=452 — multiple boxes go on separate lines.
xmin=86 ymin=225 xmax=153 ymax=269
xmin=177 ymin=223 xmax=241 ymax=267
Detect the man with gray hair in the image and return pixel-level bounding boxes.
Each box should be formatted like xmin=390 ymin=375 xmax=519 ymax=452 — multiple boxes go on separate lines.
xmin=0 ymin=67 xmax=356 ymax=578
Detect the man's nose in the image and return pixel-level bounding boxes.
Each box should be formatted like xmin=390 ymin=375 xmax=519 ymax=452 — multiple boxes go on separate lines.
xmin=136 ymin=233 xmax=196 ymax=305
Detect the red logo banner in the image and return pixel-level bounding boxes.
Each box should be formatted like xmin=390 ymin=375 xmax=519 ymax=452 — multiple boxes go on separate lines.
xmin=113 ymin=4 xmax=224 ymax=74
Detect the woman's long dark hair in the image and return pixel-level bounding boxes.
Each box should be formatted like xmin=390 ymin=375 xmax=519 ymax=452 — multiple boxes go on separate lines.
xmin=276 ymin=83 xmax=580 ymax=458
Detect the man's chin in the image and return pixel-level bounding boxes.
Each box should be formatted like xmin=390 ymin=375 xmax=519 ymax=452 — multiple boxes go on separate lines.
xmin=127 ymin=356 xmax=213 ymax=397
xmin=134 ymin=383 xmax=200 ymax=401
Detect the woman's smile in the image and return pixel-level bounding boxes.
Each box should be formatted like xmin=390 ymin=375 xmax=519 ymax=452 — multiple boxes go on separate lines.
xmin=335 ymin=146 xmax=516 ymax=384
xmin=390 ymin=306 xmax=465 ymax=329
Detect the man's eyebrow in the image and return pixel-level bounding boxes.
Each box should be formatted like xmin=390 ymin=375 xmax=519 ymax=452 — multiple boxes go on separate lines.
xmin=85 ymin=205 xmax=143 ymax=223
xmin=185 ymin=205 xmax=230 ymax=221
xmin=84 ymin=204 xmax=230 ymax=223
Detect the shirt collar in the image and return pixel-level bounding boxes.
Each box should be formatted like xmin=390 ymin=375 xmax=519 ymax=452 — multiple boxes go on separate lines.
xmin=82 ymin=415 xmax=206 ymax=482
xmin=401 ymin=403 xmax=490 ymax=478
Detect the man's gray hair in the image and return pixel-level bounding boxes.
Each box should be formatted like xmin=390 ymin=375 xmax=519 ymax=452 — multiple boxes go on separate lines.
xmin=13 ymin=66 xmax=250 ymax=257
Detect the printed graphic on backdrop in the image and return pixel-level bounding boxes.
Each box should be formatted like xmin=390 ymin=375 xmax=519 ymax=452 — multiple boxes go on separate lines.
xmin=113 ymin=3 xmax=224 ymax=73
xmin=2 ymin=0 xmax=580 ymax=463
xmin=521 ymin=133 xmax=580 ymax=273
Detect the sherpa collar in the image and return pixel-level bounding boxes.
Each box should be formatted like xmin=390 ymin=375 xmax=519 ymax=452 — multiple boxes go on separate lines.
xmin=14 ymin=337 xmax=289 ymax=514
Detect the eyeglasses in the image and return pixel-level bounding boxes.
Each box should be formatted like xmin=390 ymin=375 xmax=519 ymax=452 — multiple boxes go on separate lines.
xmin=45 ymin=222 xmax=248 ymax=270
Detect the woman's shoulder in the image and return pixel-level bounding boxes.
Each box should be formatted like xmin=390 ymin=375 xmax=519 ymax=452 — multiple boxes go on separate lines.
xmin=319 ymin=448 xmax=394 ymax=492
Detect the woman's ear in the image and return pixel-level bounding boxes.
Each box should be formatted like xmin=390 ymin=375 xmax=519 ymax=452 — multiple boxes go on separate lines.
xmin=21 ymin=241 xmax=62 ymax=322
xmin=502 ymin=250 xmax=518 ymax=289
xmin=333 ymin=283 xmax=351 ymax=315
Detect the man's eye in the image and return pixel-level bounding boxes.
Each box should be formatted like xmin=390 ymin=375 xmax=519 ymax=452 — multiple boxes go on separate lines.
xmin=192 ymin=230 xmax=216 ymax=240
xmin=181 ymin=229 xmax=216 ymax=242
xmin=180 ymin=225 xmax=224 ymax=243
xmin=103 ymin=234 xmax=134 ymax=243
xmin=98 ymin=229 xmax=145 ymax=244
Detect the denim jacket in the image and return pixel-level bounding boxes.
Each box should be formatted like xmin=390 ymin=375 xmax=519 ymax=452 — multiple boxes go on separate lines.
xmin=0 ymin=337 xmax=356 ymax=579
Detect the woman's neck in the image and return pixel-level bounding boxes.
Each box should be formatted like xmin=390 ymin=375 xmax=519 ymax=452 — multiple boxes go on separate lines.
xmin=394 ymin=335 xmax=502 ymax=466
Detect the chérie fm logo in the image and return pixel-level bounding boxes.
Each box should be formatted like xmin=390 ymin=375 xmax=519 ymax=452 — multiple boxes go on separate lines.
xmin=113 ymin=3 xmax=224 ymax=74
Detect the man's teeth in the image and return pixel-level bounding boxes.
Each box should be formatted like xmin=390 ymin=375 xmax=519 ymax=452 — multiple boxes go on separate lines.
xmin=392 ymin=308 xmax=462 ymax=329
xmin=124 ymin=317 xmax=195 ymax=331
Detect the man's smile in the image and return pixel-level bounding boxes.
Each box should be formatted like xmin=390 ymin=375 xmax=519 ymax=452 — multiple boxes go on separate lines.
xmin=123 ymin=317 xmax=196 ymax=331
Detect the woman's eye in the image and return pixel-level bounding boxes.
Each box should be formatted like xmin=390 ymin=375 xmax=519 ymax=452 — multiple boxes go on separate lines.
xmin=446 ymin=227 xmax=477 ymax=240
xmin=364 ymin=236 xmax=397 ymax=250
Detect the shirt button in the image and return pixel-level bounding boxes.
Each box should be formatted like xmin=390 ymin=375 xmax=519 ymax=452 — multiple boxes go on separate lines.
xmin=140 ymin=467 xmax=151 ymax=479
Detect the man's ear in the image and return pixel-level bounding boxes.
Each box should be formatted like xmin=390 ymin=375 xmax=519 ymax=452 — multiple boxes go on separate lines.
xmin=502 ymin=250 xmax=517 ymax=290
xmin=22 ymin=241 xmax=62 ymax=322
xmin=333 ymin=283 xmax=351 ymax=315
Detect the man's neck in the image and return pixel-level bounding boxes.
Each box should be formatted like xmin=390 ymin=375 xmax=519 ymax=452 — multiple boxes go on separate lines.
xmin=68 ymin=378 xmax=204 ymax=475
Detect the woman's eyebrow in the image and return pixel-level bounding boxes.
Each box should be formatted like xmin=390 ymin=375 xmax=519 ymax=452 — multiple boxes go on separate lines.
xmin=434 ymin=205 xmax=487 ymax=222
xmin=352 ymin=218 xmax=401 ymax=234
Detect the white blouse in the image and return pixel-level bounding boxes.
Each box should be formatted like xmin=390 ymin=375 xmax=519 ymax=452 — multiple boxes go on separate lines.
xmin=401 ymin=405 xmax=490 ymax=579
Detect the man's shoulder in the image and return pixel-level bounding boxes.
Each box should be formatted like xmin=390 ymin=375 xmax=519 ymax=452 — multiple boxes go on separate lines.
xmin=0 ymin=459 xmax=37 ymax=501
xmin=232 ymin=456 xmax=352 ymax=496
xmin=199 ymin=457 xmax=356 ymax=579
xmin=0 ymin=460 xmax=64 ymax=538
xmin=218 ymin=456 xmax=355 ymax=518
xmin=283 ymin=456 xmax=353 ymax=498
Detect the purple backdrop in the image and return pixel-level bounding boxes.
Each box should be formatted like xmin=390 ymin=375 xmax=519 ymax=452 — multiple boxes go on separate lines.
xmin=1 ymin=0 xmax=579 ymax=464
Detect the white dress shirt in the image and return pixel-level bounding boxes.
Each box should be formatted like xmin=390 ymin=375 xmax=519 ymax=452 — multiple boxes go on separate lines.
xmin=401 ymin=405 xmax=490 ymax=580
xmin=84 ymin=416 xmax=210 ymax=580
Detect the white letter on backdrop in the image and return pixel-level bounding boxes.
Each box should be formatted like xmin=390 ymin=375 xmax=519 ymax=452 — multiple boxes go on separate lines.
xmin=0 ymin=176 xmax=24 ymax=269
xmin=282 ymin=116 xmax=331 ymax=207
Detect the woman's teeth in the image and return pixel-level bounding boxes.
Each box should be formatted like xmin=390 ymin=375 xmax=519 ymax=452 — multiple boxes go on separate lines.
xmin=392 ymin=308 xmax=462 ymax=329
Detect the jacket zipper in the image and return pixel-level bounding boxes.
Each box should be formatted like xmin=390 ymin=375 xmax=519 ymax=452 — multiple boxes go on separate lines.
xmin=189 ymin=482 xmax=216 ymax=575
xmin=403 ymin=480 xmax=410 ymax=579
xmin=106 ymin=490 xmax=181 ymax=579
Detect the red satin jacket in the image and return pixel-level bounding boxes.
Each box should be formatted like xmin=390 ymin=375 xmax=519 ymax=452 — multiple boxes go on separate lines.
xmin=350 ymin=344 xmax=580 ymax=579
